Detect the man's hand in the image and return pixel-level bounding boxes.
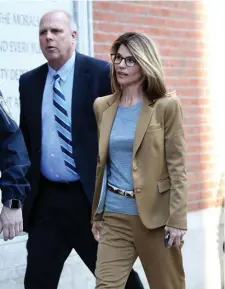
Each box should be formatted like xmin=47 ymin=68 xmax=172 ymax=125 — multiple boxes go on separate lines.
xmin=0 ymin=206 xmax=23 ymax=241
xmin=91 ymin=221 xmax=103 ymax=242
xmin=165 ymin=226 xmax=186 ymax=248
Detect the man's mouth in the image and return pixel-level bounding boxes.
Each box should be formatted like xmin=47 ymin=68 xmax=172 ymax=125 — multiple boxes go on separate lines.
xmin=46 ymin=46 xmax=56 ymax=51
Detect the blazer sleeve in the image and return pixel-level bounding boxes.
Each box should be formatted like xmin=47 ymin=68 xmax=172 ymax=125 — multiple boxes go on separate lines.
xmin=164 ymin=95 xmax=188 ymax=230
xmin=93 ymin=97 xmax=101 ymax=140
xmin=92 ymin=97 xmax=105 ymax=222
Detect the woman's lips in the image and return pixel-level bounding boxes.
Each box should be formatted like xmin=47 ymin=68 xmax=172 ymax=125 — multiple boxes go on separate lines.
xmin=117 ymin=71 xmax=128 ymax=77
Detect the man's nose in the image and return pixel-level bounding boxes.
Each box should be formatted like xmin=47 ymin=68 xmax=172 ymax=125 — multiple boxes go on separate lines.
xmin=46 ymin=31 xmax=53 ymax=40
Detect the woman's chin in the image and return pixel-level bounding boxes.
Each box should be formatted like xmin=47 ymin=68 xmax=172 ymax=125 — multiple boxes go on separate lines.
xmin=117 ymin=79 xmax=129 ymax=86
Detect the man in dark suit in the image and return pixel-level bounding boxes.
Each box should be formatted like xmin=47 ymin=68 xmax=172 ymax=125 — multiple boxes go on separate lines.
xmin=0 ymin=91 xmax=30 ymax=241
xmin=19 ymin=10 xmax=144 ymax=289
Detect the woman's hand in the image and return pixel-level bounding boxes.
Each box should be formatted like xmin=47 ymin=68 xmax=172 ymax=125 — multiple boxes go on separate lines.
xmin=165 ymin=226 xmax=186 ymax=248
xmin=92 ymin=221 xmax=103 ymax=242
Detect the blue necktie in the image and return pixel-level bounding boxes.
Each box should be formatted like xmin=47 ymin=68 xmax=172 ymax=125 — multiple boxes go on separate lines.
xmin=53 ymin=74 xmax=77 ymax=174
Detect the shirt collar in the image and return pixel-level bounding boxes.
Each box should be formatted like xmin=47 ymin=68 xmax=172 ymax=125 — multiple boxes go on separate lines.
xmin=48 ymin=50 xmax=76 ymax=83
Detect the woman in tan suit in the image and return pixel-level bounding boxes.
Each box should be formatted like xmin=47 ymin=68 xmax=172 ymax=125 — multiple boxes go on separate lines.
xmin=91 ymin=32 xmax=187 ymax=289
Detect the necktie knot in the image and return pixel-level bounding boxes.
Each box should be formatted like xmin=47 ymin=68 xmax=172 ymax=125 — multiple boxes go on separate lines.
xmin=54 ymin=74 xmax=60 ymax=81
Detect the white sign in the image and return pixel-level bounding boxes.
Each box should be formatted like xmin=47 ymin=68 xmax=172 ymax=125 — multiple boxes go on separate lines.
xmin=0 ymin=1 xmax=73 ymax=122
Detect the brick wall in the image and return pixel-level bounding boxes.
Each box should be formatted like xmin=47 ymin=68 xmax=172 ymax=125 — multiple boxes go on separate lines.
xmin=92 ymin=1 xmax=225 ymax=211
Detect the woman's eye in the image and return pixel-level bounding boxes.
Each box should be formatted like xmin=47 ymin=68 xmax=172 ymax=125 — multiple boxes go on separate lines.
xmin=127 ymin=57 xmax=135 ymax=64
xmin=115 ymin=55 xmax=122 ymax=61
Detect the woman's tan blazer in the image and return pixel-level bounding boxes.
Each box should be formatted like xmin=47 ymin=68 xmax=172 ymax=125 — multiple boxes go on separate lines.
xmin=92 ymin=92 xmax=188 ymax=230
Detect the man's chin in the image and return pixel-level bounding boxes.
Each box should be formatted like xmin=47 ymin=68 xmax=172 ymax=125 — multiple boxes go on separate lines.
xmin=44 ymin=52 xmax=59 ymax=62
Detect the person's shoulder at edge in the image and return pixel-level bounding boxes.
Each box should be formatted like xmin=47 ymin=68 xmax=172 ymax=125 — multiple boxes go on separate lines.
xmin=79 ymin=52 xmax=110 ymax=71
xmin=153 ymin=90 xmax=183 ymax=115
xmin=20 ymin=63 xmax=48 ymax=83
xmin=94 ymin=94 xmax=114 ymax=112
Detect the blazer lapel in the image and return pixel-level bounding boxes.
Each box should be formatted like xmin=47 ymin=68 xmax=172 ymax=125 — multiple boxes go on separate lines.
xmin=99 ymin=94 xmax=120 ymax=165
xmin=71 ymin=52 xmax=90 ymax=136
xmin=133 ymin=97 xmax=154 ymax=157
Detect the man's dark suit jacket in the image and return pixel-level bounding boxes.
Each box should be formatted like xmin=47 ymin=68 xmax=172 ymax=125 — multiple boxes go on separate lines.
xmin=19 ymin=52 xmax=112 ymax=231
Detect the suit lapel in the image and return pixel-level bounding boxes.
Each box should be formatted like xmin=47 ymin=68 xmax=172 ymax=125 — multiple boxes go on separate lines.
xmin=133 ymin=97 xmax=154 ymax=157
xmin=33 ymin=64 xmax=48 ymax=144
xmin=99 ymin=94 xmax=120 ymax=165
xmin=71 ymin=52 xmax=90 ymax=136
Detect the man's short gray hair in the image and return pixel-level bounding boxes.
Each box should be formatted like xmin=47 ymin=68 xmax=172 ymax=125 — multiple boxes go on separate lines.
xmin=41 ymin=10 xmax=77 ymax=32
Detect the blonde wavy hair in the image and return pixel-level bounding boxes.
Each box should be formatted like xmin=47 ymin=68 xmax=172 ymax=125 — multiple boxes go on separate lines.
xmin=110 ymin=32 xmax=167 ymax=101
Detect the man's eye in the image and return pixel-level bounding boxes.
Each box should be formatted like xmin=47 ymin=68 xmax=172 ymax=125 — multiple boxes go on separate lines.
xmin=52 ymin=29 xmax=60 ymax=33
xmin=39 ymin=30 xmax=46 ymax=36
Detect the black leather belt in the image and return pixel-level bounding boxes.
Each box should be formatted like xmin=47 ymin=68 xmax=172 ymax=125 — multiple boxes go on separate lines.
xmin=107 ymin=184 xmax=135 ymax=198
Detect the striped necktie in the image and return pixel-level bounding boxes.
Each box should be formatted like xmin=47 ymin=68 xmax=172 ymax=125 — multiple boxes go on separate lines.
xmin=53 ymin=74 xmax=77 ymax=174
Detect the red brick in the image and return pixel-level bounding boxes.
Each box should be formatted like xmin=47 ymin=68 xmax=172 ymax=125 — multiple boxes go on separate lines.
xmin=94 ymin=32 xmax=117 ymax=43
xmin=188 ymin=202 xmax=200 ymax=211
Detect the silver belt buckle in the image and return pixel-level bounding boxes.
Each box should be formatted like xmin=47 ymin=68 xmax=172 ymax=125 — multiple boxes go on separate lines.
xmin=124 ymin=190 xmax=134 ymax=198
xmin=109 ymin=183 xmax=134 ymax=198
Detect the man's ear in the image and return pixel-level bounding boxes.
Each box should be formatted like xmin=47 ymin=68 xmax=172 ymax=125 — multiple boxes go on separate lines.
xmin=72 ymin=31 xmax=77 ymax=44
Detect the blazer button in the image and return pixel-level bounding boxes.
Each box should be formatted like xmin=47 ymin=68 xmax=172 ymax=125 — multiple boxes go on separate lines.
xmin=136 ymin=189 xmax=141 ymax=193
xmin=133 ymin=166 xmax=137 ymax=171
xmin=37 ymin=149 xmax=40 ymax=153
